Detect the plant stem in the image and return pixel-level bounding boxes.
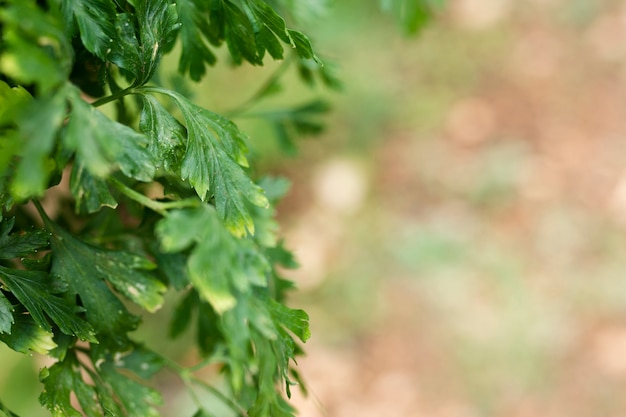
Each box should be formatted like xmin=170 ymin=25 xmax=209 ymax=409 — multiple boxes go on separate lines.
xmin=157 ymin=352 xmax=248 ymax=416
xmin=225 ymin=54 xmax=294 ymax=118
xmin=91 ymin=87 xmax=137 ymax=108
xmin=108 ymin=177 xmax=199 ymax=216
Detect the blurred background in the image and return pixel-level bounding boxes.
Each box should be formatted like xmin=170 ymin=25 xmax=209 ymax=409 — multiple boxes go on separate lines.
xmin=5 ymin=0 xmax=626 ymax=416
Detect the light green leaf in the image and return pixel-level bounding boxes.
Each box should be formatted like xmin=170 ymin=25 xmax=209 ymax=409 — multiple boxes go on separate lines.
xmin=189 ymin=238 xmax=237 ymax=313
xmin=0 ymin=265 xmax=97 ymax=342
xmin=64 ymin=87 xmax=156 ymax=182
xmin=267 ymin=299 xmax=310 ymax=343
xmin=0 ymin=1 xmax=72 ymax=93
xmin=0 ymin=314 xmax=57 ymax=354
xmin=287 ymin=30 xmax=319 ymax=62
xmin=0 ymin=81 xmax=31 ymax=125
xmin=0 ymin=292 xmax=14 ymax=334
xmin=157 ymin=206 xmax=271 ymax=313
xmin=10 ymin=92 xmax=67 ymax=200
xmin=139 ymin=94 xmax=186 ymax=174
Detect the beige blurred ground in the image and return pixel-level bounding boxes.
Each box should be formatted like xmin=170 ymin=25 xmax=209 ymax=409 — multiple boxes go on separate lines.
xmin=277 ymin=1 xmax=626 ymax=416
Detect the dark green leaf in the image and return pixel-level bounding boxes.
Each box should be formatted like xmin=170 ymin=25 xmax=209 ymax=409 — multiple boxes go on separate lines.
xmin=0 ymin=292 xmax=14 ymax=334
xmin=169 ymin=290 xmax=195 ymax=338
xmin=0 ymin=265 xmax=97 ymax=342
xmin=62 ymin=0 xmax=117 ymax=60
xmin=162 ymin=91 xmax=268 ymax=236
xmin=175 ymin=0 xmax=216 ymax=81
xmin=0 ymin=314 xmax=57 ymax=354
xmin=0 ymin=217 xmax=49 ymax=259
xmin=116 ymin=345 xmax=165 ymax=379
xmin=70 ymin=162 xmax=118 ymax=213
xmin=151 ymin=246 xmax=189 ymax=291
xmin=99 ymin=361 xmax=162 ymax=417
xmin=196 ymin=298 xmax=221 ymax=355
xmin=39 ymin=356 xmax=104 ymax=417
xmin=47 ymin=221 xmax=141 ymax=344
xmin=223 ymin=1 xmax=261 ymax=65
xmin=109 ymin=0 xmax=180 ymax=86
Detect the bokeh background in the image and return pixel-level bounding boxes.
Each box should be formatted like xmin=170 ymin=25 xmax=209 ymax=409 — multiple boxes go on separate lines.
xmin=5 ymin=0 xmax=626 ymax=416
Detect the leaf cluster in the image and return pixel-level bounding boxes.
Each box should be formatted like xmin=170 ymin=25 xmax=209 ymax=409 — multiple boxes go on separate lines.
xmin=0 ymin=0 xmax=335 ymax=415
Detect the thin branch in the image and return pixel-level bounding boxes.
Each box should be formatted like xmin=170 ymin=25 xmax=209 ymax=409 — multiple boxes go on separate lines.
xmin=108 ymin=177 xmax=199 ymax=216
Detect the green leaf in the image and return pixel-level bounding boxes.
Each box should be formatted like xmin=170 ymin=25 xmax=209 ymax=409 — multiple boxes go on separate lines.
xmin=160 ymin=90 xmax=268 ymax=236
xmin=0 ymin=81 xmax=31 ymax=126
xmin=157 ymin=206 xmax=272 ymax=312
xmin=39 ymin=357 xmax=93 ymax=417
xmin=223 ymin=1 xmax=261 ymax=65
xmin=10 ymin=92 xmax=67 ymax=200
xmin=381 ymin=0 xmax=439 ymax=34
xmin=286 ymin=30 xmax=319 ymax=62
xmin=64 ymin=87 xmax=156 ymax=182
xmin=117 ymin=345 xmax=165 ymax=379
xmin=109 ymin=0 xmax=180 ymax=86
xmin=62 ymin=0 xmax=117 ymax=60
xmin=47 ymin=220 xmax=165 ymax=318
xmin=46 ymin=221 xmax=141 ymax=344
xmin=0 ymin=1 xmax=73 ymax=93
xmin=267 ymin=299 xmax=310 ymax=343
xmin=175 ymin=0 xmax=216 ymax=81
xmin=169 ymin=291 xmax=194 ymax=338
xmin=0 ymin=217 xmax=49 ymax=259
xmin=0 ymin=292 xmax=14 ymax=334
xmin=0 ymin=266 xmax=97 ymax=342
xmin=69 ymin=162 xmax=118 ymax=214
xmin=139 ymin=94 xmax=186 ymax=174
xmin=99 ymin=360 xmax=162 ymax=417
xmin=0 ymin=314 xmax=57 ymax=354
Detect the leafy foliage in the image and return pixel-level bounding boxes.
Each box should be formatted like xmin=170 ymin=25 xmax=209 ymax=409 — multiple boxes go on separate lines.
xmin=0 ymin=0 xmax=435 ymax=415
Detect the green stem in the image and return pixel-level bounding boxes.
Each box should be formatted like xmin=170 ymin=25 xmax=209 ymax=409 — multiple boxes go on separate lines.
xmin=32 ymin=199 xmax=52 ymax=228
xmin=91 ymin=87 xmax=137 ymax=108
xmin=225 ymin=54 xmax=295 ymax=118
xmin=108 ymin=177 xmax=199 ymax=216
xmin=158 ymin=353 xmax=248 ymax=416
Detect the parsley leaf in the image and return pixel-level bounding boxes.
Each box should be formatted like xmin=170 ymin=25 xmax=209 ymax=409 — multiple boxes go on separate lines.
xmin=0 ymin=314 xmax=57 ymax=354
xmin=64 ymin=86 xmax=156 ymax=182
xmin=142 ymin=88 xmax=268 ymax=236
xmin=0 ymin=266 xmax=97 ymax=342
xmin=0 ymin=217 xmax=49 ymax=259
xmin=0 ymin=292 xmax=14 ymax=334
xmin=46 ymin=221 xmax=142 ymax=344
xmin=61 ymin=0 xmax=117 ymax=61
xmin=109 ymin=0 xmax=180 ymax=86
